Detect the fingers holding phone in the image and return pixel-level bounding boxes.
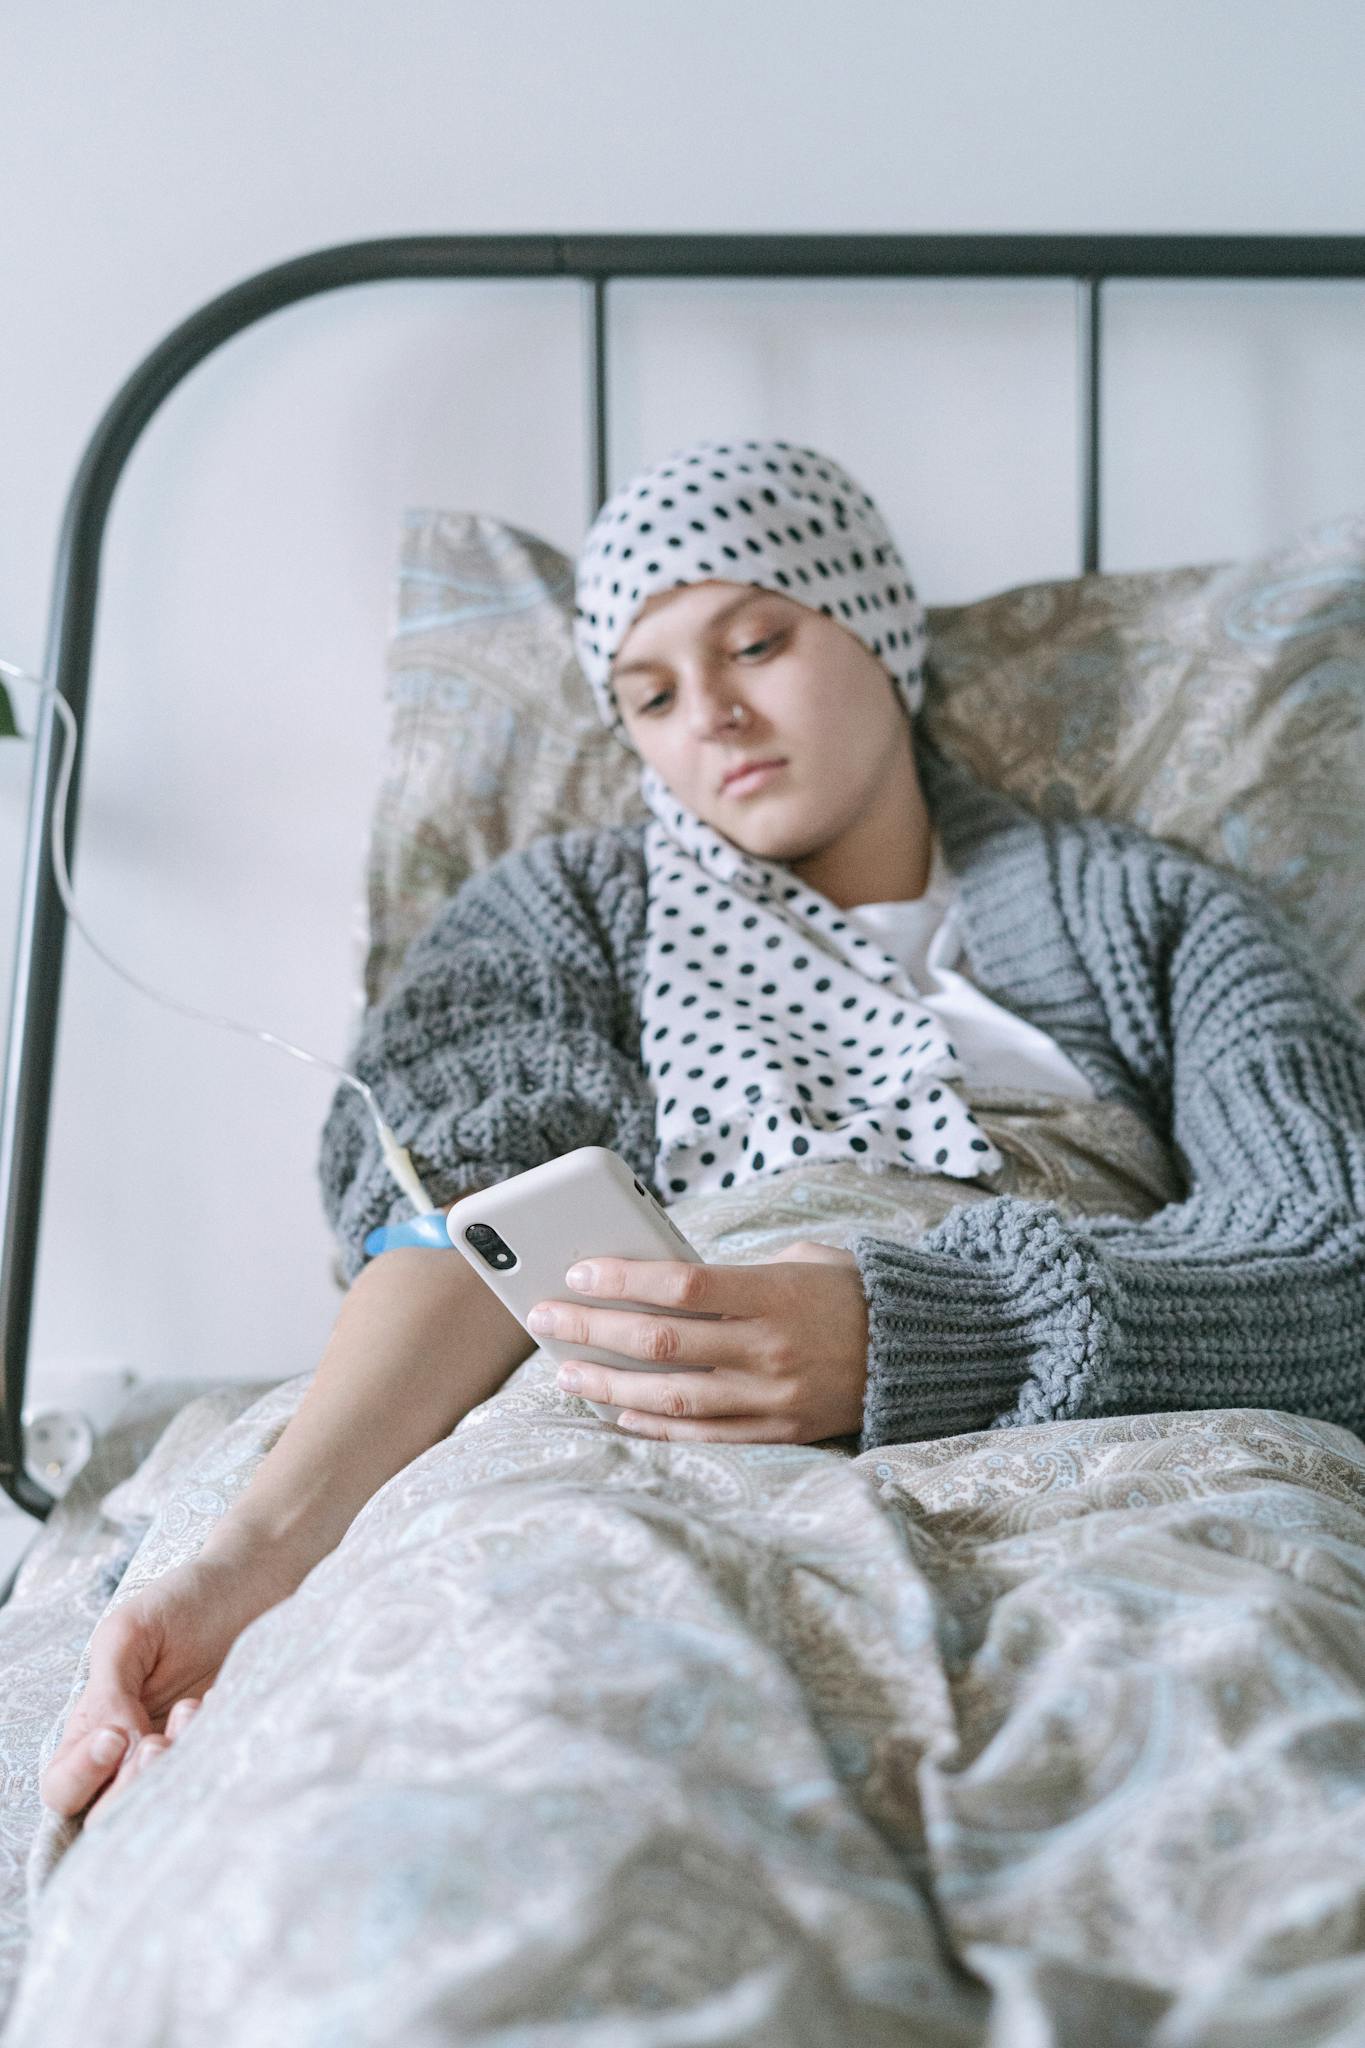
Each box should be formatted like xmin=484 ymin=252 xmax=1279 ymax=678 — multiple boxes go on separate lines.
xmin=532 ymin=1240 xmax=869 ymax=1444
xmin=446 ymin=1148 xmax=712 ymax=1424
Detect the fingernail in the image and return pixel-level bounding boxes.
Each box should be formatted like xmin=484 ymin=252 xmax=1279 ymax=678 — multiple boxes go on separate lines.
xmin=527 ymin=1307 xmax=554 ymax=1333
xmin=565 ymin=1264 xmax=594 ymax=1291
xmin=557 ymin=1367 xmax=582 ymax=1391
xmin=89 ymin=1728 xmax=128 ymax=1766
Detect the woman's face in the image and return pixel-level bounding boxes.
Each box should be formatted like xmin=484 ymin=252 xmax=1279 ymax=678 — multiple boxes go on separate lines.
xmin=612 ymin=580 xmax=916 ymax=866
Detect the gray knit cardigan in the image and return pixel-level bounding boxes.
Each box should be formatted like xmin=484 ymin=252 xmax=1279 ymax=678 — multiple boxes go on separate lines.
xmin=318 ymin=735 xmax=1365 ymax=1454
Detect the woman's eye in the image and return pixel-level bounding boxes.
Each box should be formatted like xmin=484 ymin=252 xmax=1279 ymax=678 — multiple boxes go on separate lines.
xmin=635 ymin=634 xmax=780 ymax=714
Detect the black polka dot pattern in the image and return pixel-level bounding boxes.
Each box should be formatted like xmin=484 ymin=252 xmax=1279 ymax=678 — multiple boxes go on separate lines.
xmin=570 ymin=436 xmax=930 ymax=746
xmin=637 ymin=767 xmax=1005 ymax=1197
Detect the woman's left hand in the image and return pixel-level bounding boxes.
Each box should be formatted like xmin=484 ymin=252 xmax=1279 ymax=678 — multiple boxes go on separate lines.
xmin=527 ymin=1242 xmax=869 ymax=1444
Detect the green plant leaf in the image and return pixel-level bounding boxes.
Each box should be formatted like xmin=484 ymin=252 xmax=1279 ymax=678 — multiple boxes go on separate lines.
xmin=0 ymin=680 xmax=18 ymax=739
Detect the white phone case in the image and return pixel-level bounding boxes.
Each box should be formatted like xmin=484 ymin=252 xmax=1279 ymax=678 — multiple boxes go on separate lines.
xmin=445 ymin=1146 xmax=714 ymax=1426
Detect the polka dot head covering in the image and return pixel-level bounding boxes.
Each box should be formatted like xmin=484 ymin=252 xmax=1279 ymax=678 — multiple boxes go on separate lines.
xmin=572 ymin=436 xmax=929 ymax=745
xmin=567 ymin=434 xmax=1003 ymax=1205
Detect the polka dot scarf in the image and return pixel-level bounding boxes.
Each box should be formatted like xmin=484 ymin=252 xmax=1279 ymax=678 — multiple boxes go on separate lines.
xmin=572 ymin=433 xmax=1003 ymax=1200
xmin=639 ymin=762 xmax=1004 ymax=1198
xmin=572 ymin=436 xmax=930 ymax=738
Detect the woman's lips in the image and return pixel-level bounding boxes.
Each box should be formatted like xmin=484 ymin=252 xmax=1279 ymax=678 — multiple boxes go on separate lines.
xmin=722 ymin=759 xmax=787 ymax=796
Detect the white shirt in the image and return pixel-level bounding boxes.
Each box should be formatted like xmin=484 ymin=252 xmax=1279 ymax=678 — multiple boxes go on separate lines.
xmin=847 ymin=829 xmax=1097 ymax=1102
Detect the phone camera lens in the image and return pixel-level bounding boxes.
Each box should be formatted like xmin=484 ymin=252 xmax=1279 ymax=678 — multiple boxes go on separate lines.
xmin=465 ymin=1223 xmax=516 ymax=1271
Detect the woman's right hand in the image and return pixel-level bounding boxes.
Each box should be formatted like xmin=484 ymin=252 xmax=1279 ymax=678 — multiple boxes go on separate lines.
xmin=39 ymin=1553 xmax=279 ymax=1824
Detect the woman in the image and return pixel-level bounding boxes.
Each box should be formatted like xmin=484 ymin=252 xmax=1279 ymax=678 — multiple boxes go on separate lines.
xmin=39 ymin=436 xmax=1365 ymax=1827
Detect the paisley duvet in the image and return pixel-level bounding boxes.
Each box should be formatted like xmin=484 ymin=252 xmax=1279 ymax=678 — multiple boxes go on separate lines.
xmin=4 ymin=1089 xmax=1365 ymax=2046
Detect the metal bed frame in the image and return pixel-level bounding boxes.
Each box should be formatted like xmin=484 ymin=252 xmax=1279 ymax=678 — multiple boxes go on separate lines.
xmin=4 ymin=230 xmax=1364 ymax=1519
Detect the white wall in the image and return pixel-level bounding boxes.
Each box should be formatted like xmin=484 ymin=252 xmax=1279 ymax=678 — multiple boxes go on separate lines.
xmin=0 ymin=0 xmax=1361 ymax=1397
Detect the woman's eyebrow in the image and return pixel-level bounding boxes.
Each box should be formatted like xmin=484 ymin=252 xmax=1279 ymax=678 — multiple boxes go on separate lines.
xmin=613 ymin=594 xmax=777 ymax=680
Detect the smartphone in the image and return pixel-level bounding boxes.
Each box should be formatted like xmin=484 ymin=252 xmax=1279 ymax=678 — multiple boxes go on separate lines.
xmin=445 ymin=1146 xmax=715 ymax=1426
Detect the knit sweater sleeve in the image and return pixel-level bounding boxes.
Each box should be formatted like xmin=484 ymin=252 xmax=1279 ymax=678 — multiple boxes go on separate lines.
xmin=848 ymin=825 xmax=1365 ymax=1452
xmin=317 ymin=826 xmax=657 ymax=1285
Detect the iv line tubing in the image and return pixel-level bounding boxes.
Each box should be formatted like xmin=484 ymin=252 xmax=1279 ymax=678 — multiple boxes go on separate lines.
xmin=0 ymin=656 xmax=434 ymax=1212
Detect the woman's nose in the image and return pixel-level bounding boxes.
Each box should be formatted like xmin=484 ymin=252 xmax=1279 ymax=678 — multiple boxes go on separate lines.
xmin=689 ymin=688 xmax=750 ymax=739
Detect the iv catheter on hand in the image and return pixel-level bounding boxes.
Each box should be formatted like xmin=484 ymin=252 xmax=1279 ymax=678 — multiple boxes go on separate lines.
xmin=0 ymin=656 xmax=451 ymax=1252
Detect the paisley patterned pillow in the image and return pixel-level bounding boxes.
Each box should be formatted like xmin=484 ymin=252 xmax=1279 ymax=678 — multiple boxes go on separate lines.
xmin=361 ymin=507 xmax=1365 ymax=1019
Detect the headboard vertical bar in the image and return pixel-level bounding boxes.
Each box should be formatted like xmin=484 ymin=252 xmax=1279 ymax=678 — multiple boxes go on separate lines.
xmin=587 ymin=274 xmax=610 ymax=520
xmin=1077 ymin=275 xmax=1103 ymax=573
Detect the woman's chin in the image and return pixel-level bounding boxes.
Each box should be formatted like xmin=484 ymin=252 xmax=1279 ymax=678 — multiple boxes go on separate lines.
xmin=722 ymin=814 xmax=832 ymax=866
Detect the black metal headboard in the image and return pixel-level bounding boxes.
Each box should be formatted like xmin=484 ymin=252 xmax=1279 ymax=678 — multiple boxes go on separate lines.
xmin=5 ymin=231 xmax=1364 ymax=1516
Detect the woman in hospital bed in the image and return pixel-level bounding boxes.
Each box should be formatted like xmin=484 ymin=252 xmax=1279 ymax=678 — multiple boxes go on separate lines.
xmin=38 ymin=435 xmax=1365 ymax=1828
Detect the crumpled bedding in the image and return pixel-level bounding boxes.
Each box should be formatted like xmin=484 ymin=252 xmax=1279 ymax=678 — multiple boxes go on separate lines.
xmin=5 ymin=1091 xmax=1365 ymax=2046
xmin=0 ymin=1376 xmax=281 ymax=2026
